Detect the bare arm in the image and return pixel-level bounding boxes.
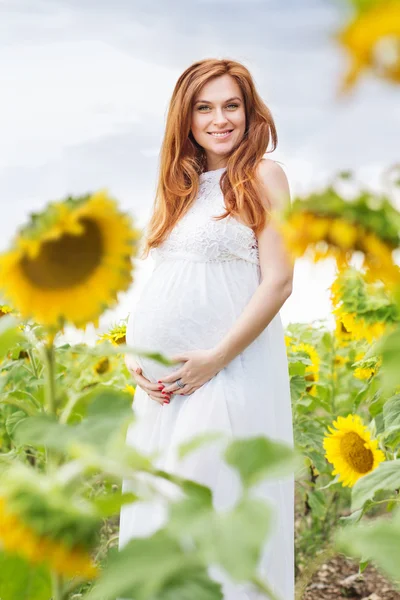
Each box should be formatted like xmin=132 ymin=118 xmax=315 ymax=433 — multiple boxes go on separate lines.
xmin=212 ymin=159 xmax=293 ymax=370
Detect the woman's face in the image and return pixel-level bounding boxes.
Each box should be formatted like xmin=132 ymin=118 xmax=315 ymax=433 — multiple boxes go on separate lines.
xmin=191 ymin=74 xmax=246 ymax=170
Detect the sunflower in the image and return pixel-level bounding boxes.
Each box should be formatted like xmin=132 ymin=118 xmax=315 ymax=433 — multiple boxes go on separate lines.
xmin=334 ymin=354 xmax=349 ymax=367
xmin=323 ymin=414 xmax=385 ymax=487
xmin=330 ymin=267 xmax=397 ymax=343
xmin=279 ymin=187 xmax=400 ymax=289
xmin=330 ymin=353 xmax=349 ymax=382
xmin=279 ymin=212 xmax=353 ymax=266
xmin=354 ymin=365 xmax=377 ymax=380
xmin=290 ymin=342 xmax=320 ymax=396
xmin=338 ymin=1 xmax=400 ymax=93
xmin=352 ymin=352 xmax=382 ymax=380
xmin=97 ymin=320 xmax=127 ymax=346
xmin=0 ymin=191 xmax=141 ymax=330
xmin=284 ymin=335 xmax=293 ymax=347
xmin=0 ymin=465 xmax=100 ymax=579
xmin=94 ymin=357 xmax=110 ymax=375
xmin=334 ymin=316 xmax=354 ymax=346
xmin=0 ymin=496 xmax=97 ymax=578
xmin=329 ymin=219 xmax=359 ymax=250
xmin=335 ymin=311 xmax=387 ymax=343
xmin=0 ymin=305 xmax=12 ymax=318
xmin=362 ymin=232 xmax=400 ymax=286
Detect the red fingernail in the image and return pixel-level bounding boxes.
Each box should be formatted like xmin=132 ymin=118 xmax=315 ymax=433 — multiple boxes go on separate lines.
xmin=164 ymin=399 xmax=170 ymax=404
xmin=158 ymin=385 xmax=164 ymax=390
xmin=157 ymin=380 xmax=162 ymax=383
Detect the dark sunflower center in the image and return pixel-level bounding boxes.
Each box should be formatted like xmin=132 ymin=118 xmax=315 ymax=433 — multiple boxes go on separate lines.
xmin=20 ymin=218 xmax=103 ymax=290
xmin=340 ymin=431 xmax=374 ymax=474
xmin=340 ymin=321 xmax=350 ymax=334
xmin=95 ymin=357 xmax=110 ymax=374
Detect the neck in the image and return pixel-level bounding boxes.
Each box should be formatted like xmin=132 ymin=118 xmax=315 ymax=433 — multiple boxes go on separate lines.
xmin=204 ymin=154 xmax=228 ymax=172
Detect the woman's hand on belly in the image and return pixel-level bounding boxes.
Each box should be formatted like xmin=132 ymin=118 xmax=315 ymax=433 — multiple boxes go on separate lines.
xmin=158 ymin=349 xmax=222 ymax=396
xmin=125 ymin=354 xmax=172 ymax=405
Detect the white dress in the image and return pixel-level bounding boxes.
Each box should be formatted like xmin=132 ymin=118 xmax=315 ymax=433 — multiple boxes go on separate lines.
xmin=119 ymin=166 xmax=294 ymax=600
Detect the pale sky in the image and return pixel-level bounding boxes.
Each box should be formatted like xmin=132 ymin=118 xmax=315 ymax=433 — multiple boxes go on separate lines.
xmin=1 ymin=0 xmax=399 ymax=343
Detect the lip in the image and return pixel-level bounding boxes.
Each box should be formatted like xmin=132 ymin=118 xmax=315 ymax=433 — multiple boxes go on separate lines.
xmin=208 ymin=130 xmax=233 ymax=139
xmin=208 ymin=129 xmax=233 ymax=134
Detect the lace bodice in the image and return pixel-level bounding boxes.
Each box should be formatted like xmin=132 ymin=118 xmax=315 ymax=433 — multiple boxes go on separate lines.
xmin=149 ymin=167 xmax=259 ymax=266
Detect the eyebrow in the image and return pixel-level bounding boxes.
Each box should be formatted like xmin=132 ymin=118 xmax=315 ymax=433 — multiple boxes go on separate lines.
xmin=194 ymin=96 xmax=242 ymax=104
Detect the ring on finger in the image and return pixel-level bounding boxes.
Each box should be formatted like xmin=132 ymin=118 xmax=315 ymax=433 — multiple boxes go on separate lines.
xmin=175 ymin=378 xmax=185 ymax=389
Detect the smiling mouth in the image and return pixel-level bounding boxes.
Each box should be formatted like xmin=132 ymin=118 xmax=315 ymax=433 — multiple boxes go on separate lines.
xmin=208 ymin=130 xmax=233 ymax=138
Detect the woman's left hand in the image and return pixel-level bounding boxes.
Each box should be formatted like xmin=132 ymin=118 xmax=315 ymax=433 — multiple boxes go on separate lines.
xmin=158 ymin=348 xmax=223 ymax=396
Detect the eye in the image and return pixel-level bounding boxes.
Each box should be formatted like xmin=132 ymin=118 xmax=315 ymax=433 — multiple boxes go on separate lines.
xmin=196 ymin=103 xmax=240 ymax=112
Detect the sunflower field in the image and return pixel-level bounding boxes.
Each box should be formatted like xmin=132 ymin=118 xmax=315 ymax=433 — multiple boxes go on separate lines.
xmin=1 ymin=0 xmax=400 ymax=596
xmin=0 ymin=191 xmax=297 ymax=600
xmin=1 ymin=167 xmax=400 ymax=600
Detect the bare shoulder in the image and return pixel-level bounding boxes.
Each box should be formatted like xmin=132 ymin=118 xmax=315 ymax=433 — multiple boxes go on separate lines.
xmin=254 ymin=158 xmax=291 ymax=211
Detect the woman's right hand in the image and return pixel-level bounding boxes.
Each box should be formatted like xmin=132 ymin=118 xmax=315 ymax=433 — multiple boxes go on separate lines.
xmin=124 ymin=354 xmax=171 ymax=406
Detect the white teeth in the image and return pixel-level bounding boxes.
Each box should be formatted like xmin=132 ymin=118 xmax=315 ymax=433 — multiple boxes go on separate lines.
xmin=210 ymin=131 xmax=232 ymax=138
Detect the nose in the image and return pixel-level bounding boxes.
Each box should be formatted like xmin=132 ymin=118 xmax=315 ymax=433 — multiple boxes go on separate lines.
xmin=213 ymin=107 xmax=228 ymax=126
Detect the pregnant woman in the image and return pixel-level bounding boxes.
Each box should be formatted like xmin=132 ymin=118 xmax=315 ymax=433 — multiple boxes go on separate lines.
xmin=120 ymin=58 xmax=294 ymax=599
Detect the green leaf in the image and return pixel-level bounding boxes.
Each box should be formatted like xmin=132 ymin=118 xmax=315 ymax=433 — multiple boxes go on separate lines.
xmin=339 ymin=509 xmax=364 ymax=526
xmin=352 ymin=460 xmax=400 ymax=511
xmin=359 ymin=559 xmax=369 ymax=573
xmin=0 ymin=316 xmax=24 ymax=359
xmin=5 ymin=410 xmax=28 ymax=438
xmin=336 ymin=511 xmax=400 ymax=586
xmin=74 ymin=341 xmax=177 ymax=366
xmin=383 ymin=394 xmax=400 ymax=436
xmin=0 ymin=553 xmax=51 ymax=600
xmin=14 ymin=389 xmax=133 ymax=452
xmin=177 ymin=432 xmax=225 ymax=459
xmin=296 ymin=395 xmax=314 ymax=409
xmin=380 ymin=326 xmax=400 ymax=390
xmin=85 ymin=530 xmax=222 ymax=600
xmin=168 ymin=484 xmax=272 ymax=581
xmin=307 ymin=490 xmax=326 ymax=518
xmin=290 ymin=375 xmax=307 ymax=402
xmin=13 ymin=414 xmax=63 ymax=448
xmin=224 ymin=436 xmax=297 ymax=488
xmin=0 ymin=395 xmax=38 ymax=417
xmin=308 ymin=449 xmax=330 ymax=474
xmin=85 ymin=387 xmax=133 ymax=418
xmin=204 ymin=498 xmax=272 ymax=581
xmin=151 ymin=566 xmax=223 ymax=600
xmin=166 ymin=480 xmax=214 ymax=543
xmin=288 ymin=360 xmax=307 ymax=377
xmin=66 ymin=384 xmax=133 ymax=423
xmin=94 ymin=491 xmax=138 ymax=517
xmin=317 ymin=474 xmax=341 ymax=491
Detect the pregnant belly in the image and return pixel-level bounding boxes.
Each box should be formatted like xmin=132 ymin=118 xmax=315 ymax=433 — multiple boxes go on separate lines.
xmin=127 ymin=259 xmax=259 ymax=383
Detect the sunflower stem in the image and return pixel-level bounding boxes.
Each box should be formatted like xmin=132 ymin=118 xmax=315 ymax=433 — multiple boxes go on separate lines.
xmin=44 ymin=343 xmax=65 ymax=600
xmin=43 ymin=338 xmax=60 ymax=473
xmin=27 ymin=348 xmax=38 ymax=378
xmin=44 ymin=341 xmax=57 ymax=415
xmin=51 ymin=572 xmax=63 ymax=600
xmin=330 ymin=335 xmax=337 ymax=414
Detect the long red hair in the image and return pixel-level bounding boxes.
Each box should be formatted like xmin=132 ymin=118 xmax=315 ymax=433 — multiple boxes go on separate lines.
xmin=141 ymin=58 xmax=277 ymax=259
